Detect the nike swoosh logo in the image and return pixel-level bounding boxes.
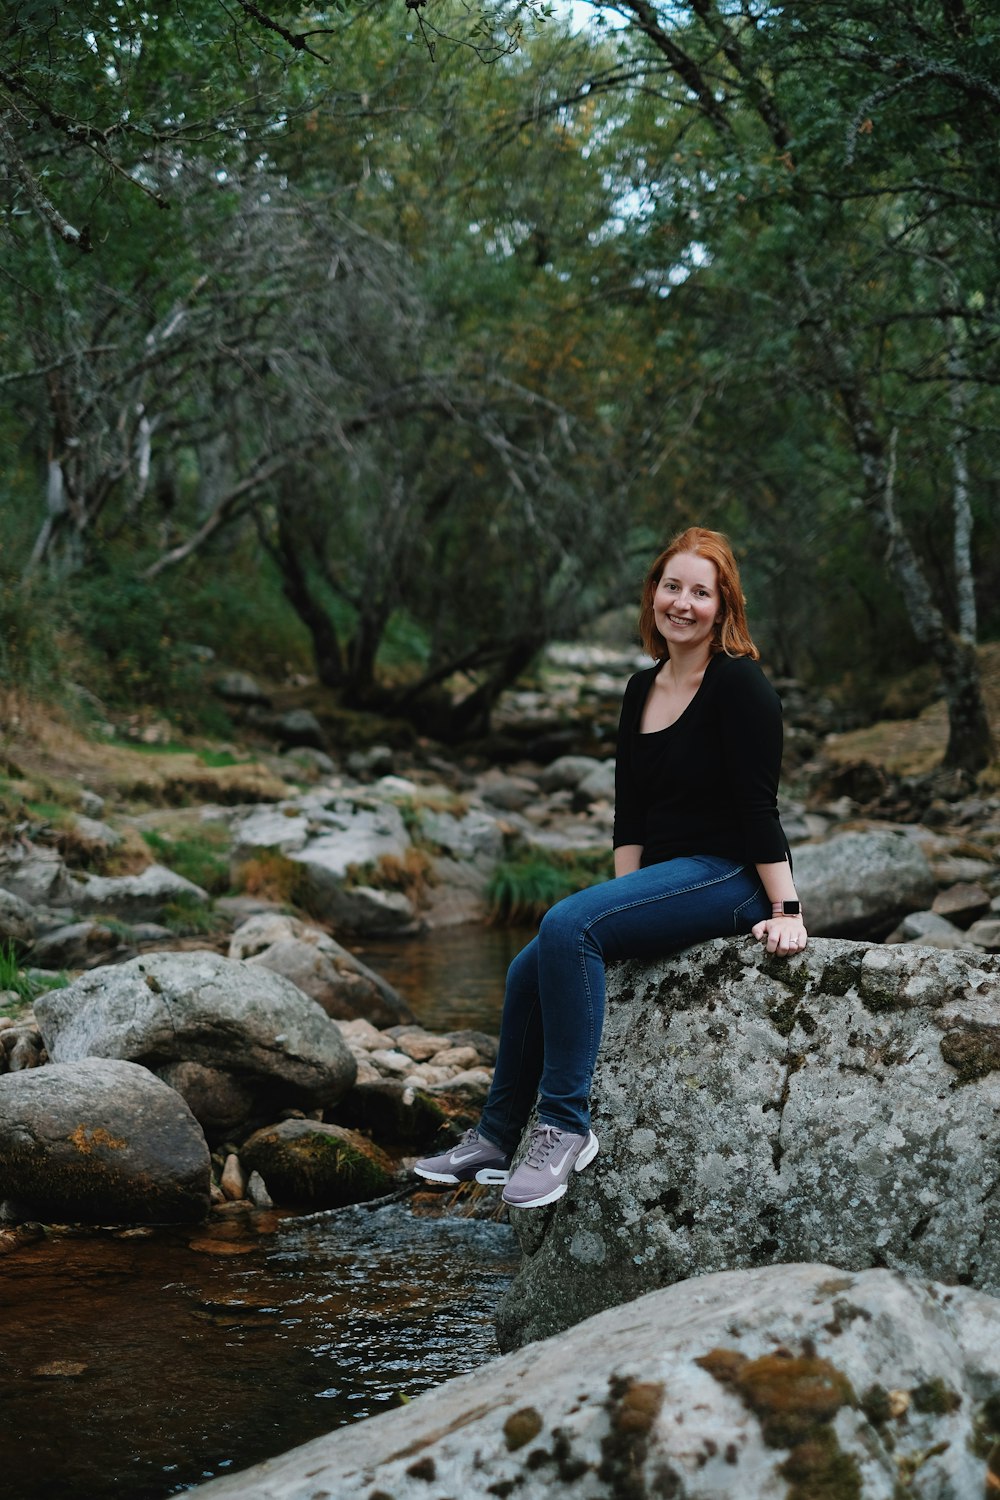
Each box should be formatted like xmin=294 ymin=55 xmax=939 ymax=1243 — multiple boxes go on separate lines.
xmin=450 ymin=1149 xmax=481 ymax=1164
xmin=548 ymin=1149 xmax=573 ymax=1175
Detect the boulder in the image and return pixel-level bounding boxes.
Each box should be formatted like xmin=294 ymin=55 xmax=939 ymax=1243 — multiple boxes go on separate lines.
xmin=186 ymin=1262 xmax=1000 ymax=1500
xmin=792 ymin=830 xmax=936 ymax=938
xmin=496 ymin=936 xmax=1000 ymax=1352
xmin=413 ymin=806 xmax=505 ymax=866
xmin=73 ymin=863 xmax=210 ymax=922
xmin=228 ymin=912 xmax=412 ymax=1028
xmin=967 ymin=917 xmax=1000 ymax=951
xmin=0 ymin=886 xmax=37 ymax=949
xmin=889 ymin=910 xmax=972 ymax=950
xmin=240 ymin=1118 xmax=394 ymax=1208
xmin=0 ymin=844 xmax=77 ymax=907
xmin=155 ymin=1061 xmax=258 ymax=1141
xmin=34 ymin=951 xmax=357 ymax=1123
xmin=0 ymin=1058 xmax=210 ymax=1224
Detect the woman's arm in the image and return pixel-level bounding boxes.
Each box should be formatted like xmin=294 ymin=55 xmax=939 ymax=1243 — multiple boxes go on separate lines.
xmin=614 ymin=844 xmax=643 ymax=877
xmin=751 ymin=858 xmax=808 ymax=956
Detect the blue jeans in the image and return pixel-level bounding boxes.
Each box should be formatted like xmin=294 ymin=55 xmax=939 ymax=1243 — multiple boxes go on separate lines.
xmin=478 ymin=856 xmax=769 ymax=1152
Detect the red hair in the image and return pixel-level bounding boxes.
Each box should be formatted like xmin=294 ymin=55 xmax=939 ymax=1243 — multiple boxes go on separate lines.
xmin=638 ymin=527 xmax=759 ymax=661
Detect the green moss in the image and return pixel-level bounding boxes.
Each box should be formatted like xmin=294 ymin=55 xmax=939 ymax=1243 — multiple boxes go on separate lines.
xmin=142 ymin=826 xmax=232 ymax=895
xmin=911 ymin=1377 xmax=961 ymax=1416
xmin=504 ymin=1406 xmax=543 ymax=1451
xmin=860 ymin=1383 xmax=893 ymax=1427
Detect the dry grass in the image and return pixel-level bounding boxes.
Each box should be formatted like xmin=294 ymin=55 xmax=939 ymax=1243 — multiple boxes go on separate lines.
xmin=0 ymin=693 xmax=289 ymax=811
xmin=823 ymin=642 xmax=1000 ymax=777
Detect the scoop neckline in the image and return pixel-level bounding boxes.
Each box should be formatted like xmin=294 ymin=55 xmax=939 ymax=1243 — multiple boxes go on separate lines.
xmin=636 ymin=653 xmax=719 ymax=736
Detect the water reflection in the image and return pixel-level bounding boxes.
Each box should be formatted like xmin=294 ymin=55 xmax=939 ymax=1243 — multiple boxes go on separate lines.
xmin=355 ymin=923 xmax=536 ymax=1033
xmin=1 ymin=1201 xmax=518 ymax=1500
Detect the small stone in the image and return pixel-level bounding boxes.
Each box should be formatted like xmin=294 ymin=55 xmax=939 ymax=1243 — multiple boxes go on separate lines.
xmin=429 ymin=1045 xmax=480 ymax=1071
xmin=246 ymin=1171 xmax=274 ymax=1209
xmin=965 ymin=918 xmax=1000 ymax=952
xmin=220 ymin=1153 xmax=246 ymax=1201
xmin=369 ymin=1049 xmax=413 ymax=1076
xmin=393 ymin=1031 xmax=443 ymax=1063
xmin=932 ymin=882 xmax=991 ymax=927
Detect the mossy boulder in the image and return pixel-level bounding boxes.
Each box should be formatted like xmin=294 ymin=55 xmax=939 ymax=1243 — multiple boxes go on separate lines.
xmin=496 ymin=935 xmax=1000 ymax=1352
xmin=240 ymin=1118 xmax=394 ymax=1208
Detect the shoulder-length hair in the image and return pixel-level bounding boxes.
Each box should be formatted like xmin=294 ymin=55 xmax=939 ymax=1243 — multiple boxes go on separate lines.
xmin=637 ymin=526 xmax=760 ymax=661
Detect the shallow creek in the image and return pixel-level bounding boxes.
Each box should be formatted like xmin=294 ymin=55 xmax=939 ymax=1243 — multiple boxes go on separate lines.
xmin=2 ymin=923 xmax=530 ymax=1500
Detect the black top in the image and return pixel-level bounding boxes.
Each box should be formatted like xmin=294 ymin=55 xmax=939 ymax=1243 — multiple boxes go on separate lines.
xmin=613 ymin=653 xmax=790 ymax=868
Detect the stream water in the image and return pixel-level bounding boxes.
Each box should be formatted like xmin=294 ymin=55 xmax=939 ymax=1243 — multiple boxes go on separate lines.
xmin=2 ymin=923 xmax=533 ymax=1500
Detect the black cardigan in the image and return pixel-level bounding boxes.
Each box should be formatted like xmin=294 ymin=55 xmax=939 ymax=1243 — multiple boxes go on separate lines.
xmin=613 ymin=653 xmax=790 ymax=868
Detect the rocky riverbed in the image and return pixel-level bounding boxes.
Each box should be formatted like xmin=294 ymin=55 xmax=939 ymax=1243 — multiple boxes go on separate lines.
xmin=2 ymin=641 xmax=1000 ymax=1497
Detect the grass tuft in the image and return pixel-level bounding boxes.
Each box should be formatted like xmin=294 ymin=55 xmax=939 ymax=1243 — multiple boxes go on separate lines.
xmin=486 ymin=849 xmax=613 ymax=925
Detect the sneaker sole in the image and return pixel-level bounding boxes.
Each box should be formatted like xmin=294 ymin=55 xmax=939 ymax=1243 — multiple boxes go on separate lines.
xmin=474 ymin=1167 xmax=510 ymax=1184
xmin=412 ymin=1166 xmax=463 ymax=1183
xmin=502 ymin=1131 xmax=599 ymax=1210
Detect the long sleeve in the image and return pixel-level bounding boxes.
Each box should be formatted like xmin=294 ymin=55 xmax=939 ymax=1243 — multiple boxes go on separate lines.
xmin=717 ymin=657 xmax=788 ymax=864
xmin=612 ymin=669 xmax=652 ymax=849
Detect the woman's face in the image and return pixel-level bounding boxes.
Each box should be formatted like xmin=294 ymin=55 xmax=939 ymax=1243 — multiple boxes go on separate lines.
xmin=652 ymin=551 xmax=721 ymax=654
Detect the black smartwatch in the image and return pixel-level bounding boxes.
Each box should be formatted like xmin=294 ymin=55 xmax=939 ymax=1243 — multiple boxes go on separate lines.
xmin=771 ymin=900 xmax=801 ymax=916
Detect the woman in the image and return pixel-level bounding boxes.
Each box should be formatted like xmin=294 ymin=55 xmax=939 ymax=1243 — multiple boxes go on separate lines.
xmin=414 ymin=527 xmax=807 ymax=1209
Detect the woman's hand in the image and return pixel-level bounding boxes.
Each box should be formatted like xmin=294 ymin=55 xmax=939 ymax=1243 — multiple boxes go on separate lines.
xmin=752 ymin=915 xmax=808 ymax=957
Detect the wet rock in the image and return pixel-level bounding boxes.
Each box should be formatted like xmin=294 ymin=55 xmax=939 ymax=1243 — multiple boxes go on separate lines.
xmin=240 ymin=1118 xmax=394 ymax=1208
xmin=0 ymin=886 xmax=37 ymax=949
xmin=0 ymin=1058 xmax=210 ymax=1225
xmin=229 ymin=913 xmax=412 ymax=1028
xmin=73 ymin=863 xmax=210 ymax=922
xmin=186 ymin=1262 xmax=1000 ymax=1500
xmin=495 ymin=936 xmax=1000 ymax=1352
xmin=34 ymin=951 xmax=357 ymax=1119
xmin=793 ymin=830 xmax=936 ymax=938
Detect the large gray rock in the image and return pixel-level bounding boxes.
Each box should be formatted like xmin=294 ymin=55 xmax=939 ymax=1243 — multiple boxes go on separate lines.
xmin=188 ymin=1262 xmax=1000 ymax=1500
xmin=793 ymin=829 xmax=937 ymax=938
xmin=0 ymin=886 xmax=37 ymax=949
xmin=230 ymin=794 xmax=418 ymax=934
xmin=496 ymin=936 xmax=1000 ymax=1352
xmin=73 ymin=863 xmax=210 ymax=922
xmin=0 ymin=1058 xmax=210 ymax=1224
xmin=0 ymin=844 xmax=77 ymax=907
xmin=229 ymin=913 xmax=413 ymax=1027
xmin=33 ymin=951 xmax=356 ymax=1121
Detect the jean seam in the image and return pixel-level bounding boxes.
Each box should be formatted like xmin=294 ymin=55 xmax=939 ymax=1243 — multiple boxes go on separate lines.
xmin=580 ymin=861 xmax=751 ymax=927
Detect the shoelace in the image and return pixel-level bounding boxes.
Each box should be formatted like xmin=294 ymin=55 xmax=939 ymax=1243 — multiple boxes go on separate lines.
xmin=523 ymin=1124 xmax=565 ymax=1168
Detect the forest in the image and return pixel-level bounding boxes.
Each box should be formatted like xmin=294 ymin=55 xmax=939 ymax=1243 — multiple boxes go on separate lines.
xmin=2 ymin=0 xmax=998 ymax=766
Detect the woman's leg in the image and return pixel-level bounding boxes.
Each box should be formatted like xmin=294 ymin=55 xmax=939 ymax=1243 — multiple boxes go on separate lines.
xmin=532 ymin=856 xmax=768 ymax=1137
xmin=477 ymin=937 xmax=545 ymax=1155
